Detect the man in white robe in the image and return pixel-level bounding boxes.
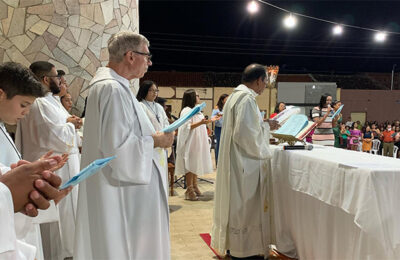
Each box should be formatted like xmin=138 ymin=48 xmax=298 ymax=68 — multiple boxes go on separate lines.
xmin=211 ymin=64 xmax=279 ymax=258
xmin=74 ymin=32 xmax=174 ymax=260
xmin=16 ymin=61 xmax=82 ymax=259
xmin=56 ymin=69 xmax=84 ymax=152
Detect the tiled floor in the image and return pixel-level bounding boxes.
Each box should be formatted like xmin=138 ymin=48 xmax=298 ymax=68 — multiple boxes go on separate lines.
xmin=169 ymin=172 xmax=220 ymax=260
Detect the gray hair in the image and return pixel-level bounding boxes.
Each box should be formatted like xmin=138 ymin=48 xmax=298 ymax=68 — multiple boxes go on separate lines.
xmin=108 ymin=31 xmax=150 ymax=63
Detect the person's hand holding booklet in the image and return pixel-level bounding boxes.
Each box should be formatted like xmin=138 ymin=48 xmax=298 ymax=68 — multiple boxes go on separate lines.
xmin=161 ymin=102 xmax=206 ymax=133
xmin=332 ymin=104 xmax=344 ymax=119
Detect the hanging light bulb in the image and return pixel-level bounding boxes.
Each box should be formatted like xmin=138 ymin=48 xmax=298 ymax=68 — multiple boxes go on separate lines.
xmin=374 ymin=31 xmax=387 ymax=42
xmin=283 ymin=13 xmax=297 ymax=29
xmin=332 ymin=25 xmax=343 ymax=35
xmin=247 ymin=1 xmax=259 ymax=14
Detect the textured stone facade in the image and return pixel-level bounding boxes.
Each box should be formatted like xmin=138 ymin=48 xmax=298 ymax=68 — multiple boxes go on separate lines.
xmin=0 ymin=0 xmax=139 ymax=115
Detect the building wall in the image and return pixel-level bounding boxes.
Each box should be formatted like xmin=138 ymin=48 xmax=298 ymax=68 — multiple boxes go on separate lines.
xmin=159 ymin=84 xmax=397 ymax=125
xmin=0 ymin=0 xmax=139 ymax=115
xmin=341 ymin=90 xmax=400 ymax=123
xmin=158 ymin=86 xmax=277 ymax=119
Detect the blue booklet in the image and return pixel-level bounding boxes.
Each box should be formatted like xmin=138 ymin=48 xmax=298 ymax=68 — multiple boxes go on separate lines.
xmin=331 ymin=104 xmax=344 ymax=119
xmin=161 ymin=102 xmax=206 ymax=133
xmin=60 ymin=156 xmax=116 ymax=190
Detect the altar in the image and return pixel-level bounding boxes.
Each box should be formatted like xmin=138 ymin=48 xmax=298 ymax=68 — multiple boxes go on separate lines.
xmin=270 ymin=145 xmax=400 ymax=259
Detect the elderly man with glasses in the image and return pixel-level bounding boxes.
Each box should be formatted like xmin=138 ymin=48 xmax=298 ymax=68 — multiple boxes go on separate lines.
xmin=74 ymin=31 xmax=174 ymax=260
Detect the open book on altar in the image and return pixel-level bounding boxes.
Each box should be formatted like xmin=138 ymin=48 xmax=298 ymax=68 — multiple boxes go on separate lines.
xmin=273 ymin=106 xmax=301 ymax=125
xmin=272 ymin=114 xmax=317 ymax=141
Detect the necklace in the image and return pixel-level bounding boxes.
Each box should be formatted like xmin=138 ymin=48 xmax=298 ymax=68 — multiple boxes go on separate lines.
xmin=144 ymin=100 xmax=160 ymax=123
xmin=0 ymin=123 xmax=22 ymax=160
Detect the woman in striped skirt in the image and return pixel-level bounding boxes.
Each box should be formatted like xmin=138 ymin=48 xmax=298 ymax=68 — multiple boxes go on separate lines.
xmin=311 ymin=93 xmax=335 ymax=146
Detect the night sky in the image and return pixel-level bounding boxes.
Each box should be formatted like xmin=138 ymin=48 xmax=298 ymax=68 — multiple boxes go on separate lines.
xmin=139 ymin=0 xmax=400 ymax=73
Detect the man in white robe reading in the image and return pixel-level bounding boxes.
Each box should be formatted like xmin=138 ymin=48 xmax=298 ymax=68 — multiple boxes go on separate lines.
xmin=211 ymin=64 xmax=279 ymax=259
xmin=74 ymin=32 xmax=174 ymax=260
xmin=16 ymin=61 xmax=82 ymax=259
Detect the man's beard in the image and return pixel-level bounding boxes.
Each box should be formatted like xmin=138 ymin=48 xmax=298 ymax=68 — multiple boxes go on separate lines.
xmin=49 ymin=80 xmax=60 ymax=94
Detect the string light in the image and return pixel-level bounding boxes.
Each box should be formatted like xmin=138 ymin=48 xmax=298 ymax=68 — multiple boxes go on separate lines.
xmin=283 ymin=13 xmax=297 ymax=29
xmin=332 ymin=25 xmax=343 ymax=35
xmin=247 ymin=1 xmax=259 ymax=14
xmin=253 ymin=0 xmax=400 ymax=42
xmin=374 ymin=32 xmax=387 ymax=42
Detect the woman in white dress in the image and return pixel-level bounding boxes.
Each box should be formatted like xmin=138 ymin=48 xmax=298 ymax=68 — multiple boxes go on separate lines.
xmin=137 ymin=80 xmax=169 ymax=131
xmin=175 ymin=89 xmax=220 ymax=200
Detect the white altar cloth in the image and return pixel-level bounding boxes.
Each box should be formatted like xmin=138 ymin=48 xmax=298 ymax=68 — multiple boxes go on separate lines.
xmin=271 ymin=145 xmax=400 ymax=259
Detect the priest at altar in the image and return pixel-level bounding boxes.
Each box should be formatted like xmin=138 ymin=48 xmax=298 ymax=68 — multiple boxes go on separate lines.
xmin=212 ymin=64 xmax=279 ymax=258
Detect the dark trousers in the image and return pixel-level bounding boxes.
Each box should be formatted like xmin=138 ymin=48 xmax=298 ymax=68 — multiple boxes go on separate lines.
xmin=383 ymin=142 xmax=394 ymax=157
xmin=340 ymin=138 xmax=347 ymax=149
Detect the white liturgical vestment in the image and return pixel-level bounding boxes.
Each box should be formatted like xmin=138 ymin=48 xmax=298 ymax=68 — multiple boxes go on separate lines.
xmin=140 ymin=100 xmax=169 ymax=132
xmin=16 ymin=92 xmax=80 ymax=259
xmin=211 ymin=84 xmax=273 ymax=257
xmin=0 ymin=123 xmax=43 ymax=260
xmin=74 ymin=67 xmax=170 ymax=260
xmin=0 ymin=176 xmax=36 ymax=260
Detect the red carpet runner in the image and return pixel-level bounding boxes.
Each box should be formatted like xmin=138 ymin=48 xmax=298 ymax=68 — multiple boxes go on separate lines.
xmin=199 ymin=233 xmax=223 ymax=259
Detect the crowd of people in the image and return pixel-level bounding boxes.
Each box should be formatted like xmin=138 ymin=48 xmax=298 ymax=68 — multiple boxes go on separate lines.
xmin=335 ymin=120 xmax=400 ymax=156
xmin=269 ymin=97 xmax=400 ymax=158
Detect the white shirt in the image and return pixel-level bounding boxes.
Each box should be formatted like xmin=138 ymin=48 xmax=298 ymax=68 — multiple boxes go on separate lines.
xmin=0 ymin=124 xmax=38 ymax=260
xmin=0 ymin=174 xmax=36 ymax=260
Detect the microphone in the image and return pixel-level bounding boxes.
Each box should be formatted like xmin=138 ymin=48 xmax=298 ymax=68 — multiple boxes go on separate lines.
xmin=283 ymin=145 xmax=313 ymax=151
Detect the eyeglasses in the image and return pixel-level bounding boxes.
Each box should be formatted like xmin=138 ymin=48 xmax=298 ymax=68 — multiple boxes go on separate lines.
xmin=149 ymin=89 xmax=159 ymax=93
xmin=125 ymin=50 xmax=152 ymax=61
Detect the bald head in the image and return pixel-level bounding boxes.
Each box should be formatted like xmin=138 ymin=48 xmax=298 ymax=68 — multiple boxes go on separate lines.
xmin=241 ymin=64 xmax=268 ymax=95
xmin=241 ymin=64 xmax=267 ymax=84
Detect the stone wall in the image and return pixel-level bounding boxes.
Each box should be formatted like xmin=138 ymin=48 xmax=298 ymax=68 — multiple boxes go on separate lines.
xmin=0 ymin=0 xmax=139 ymax=115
